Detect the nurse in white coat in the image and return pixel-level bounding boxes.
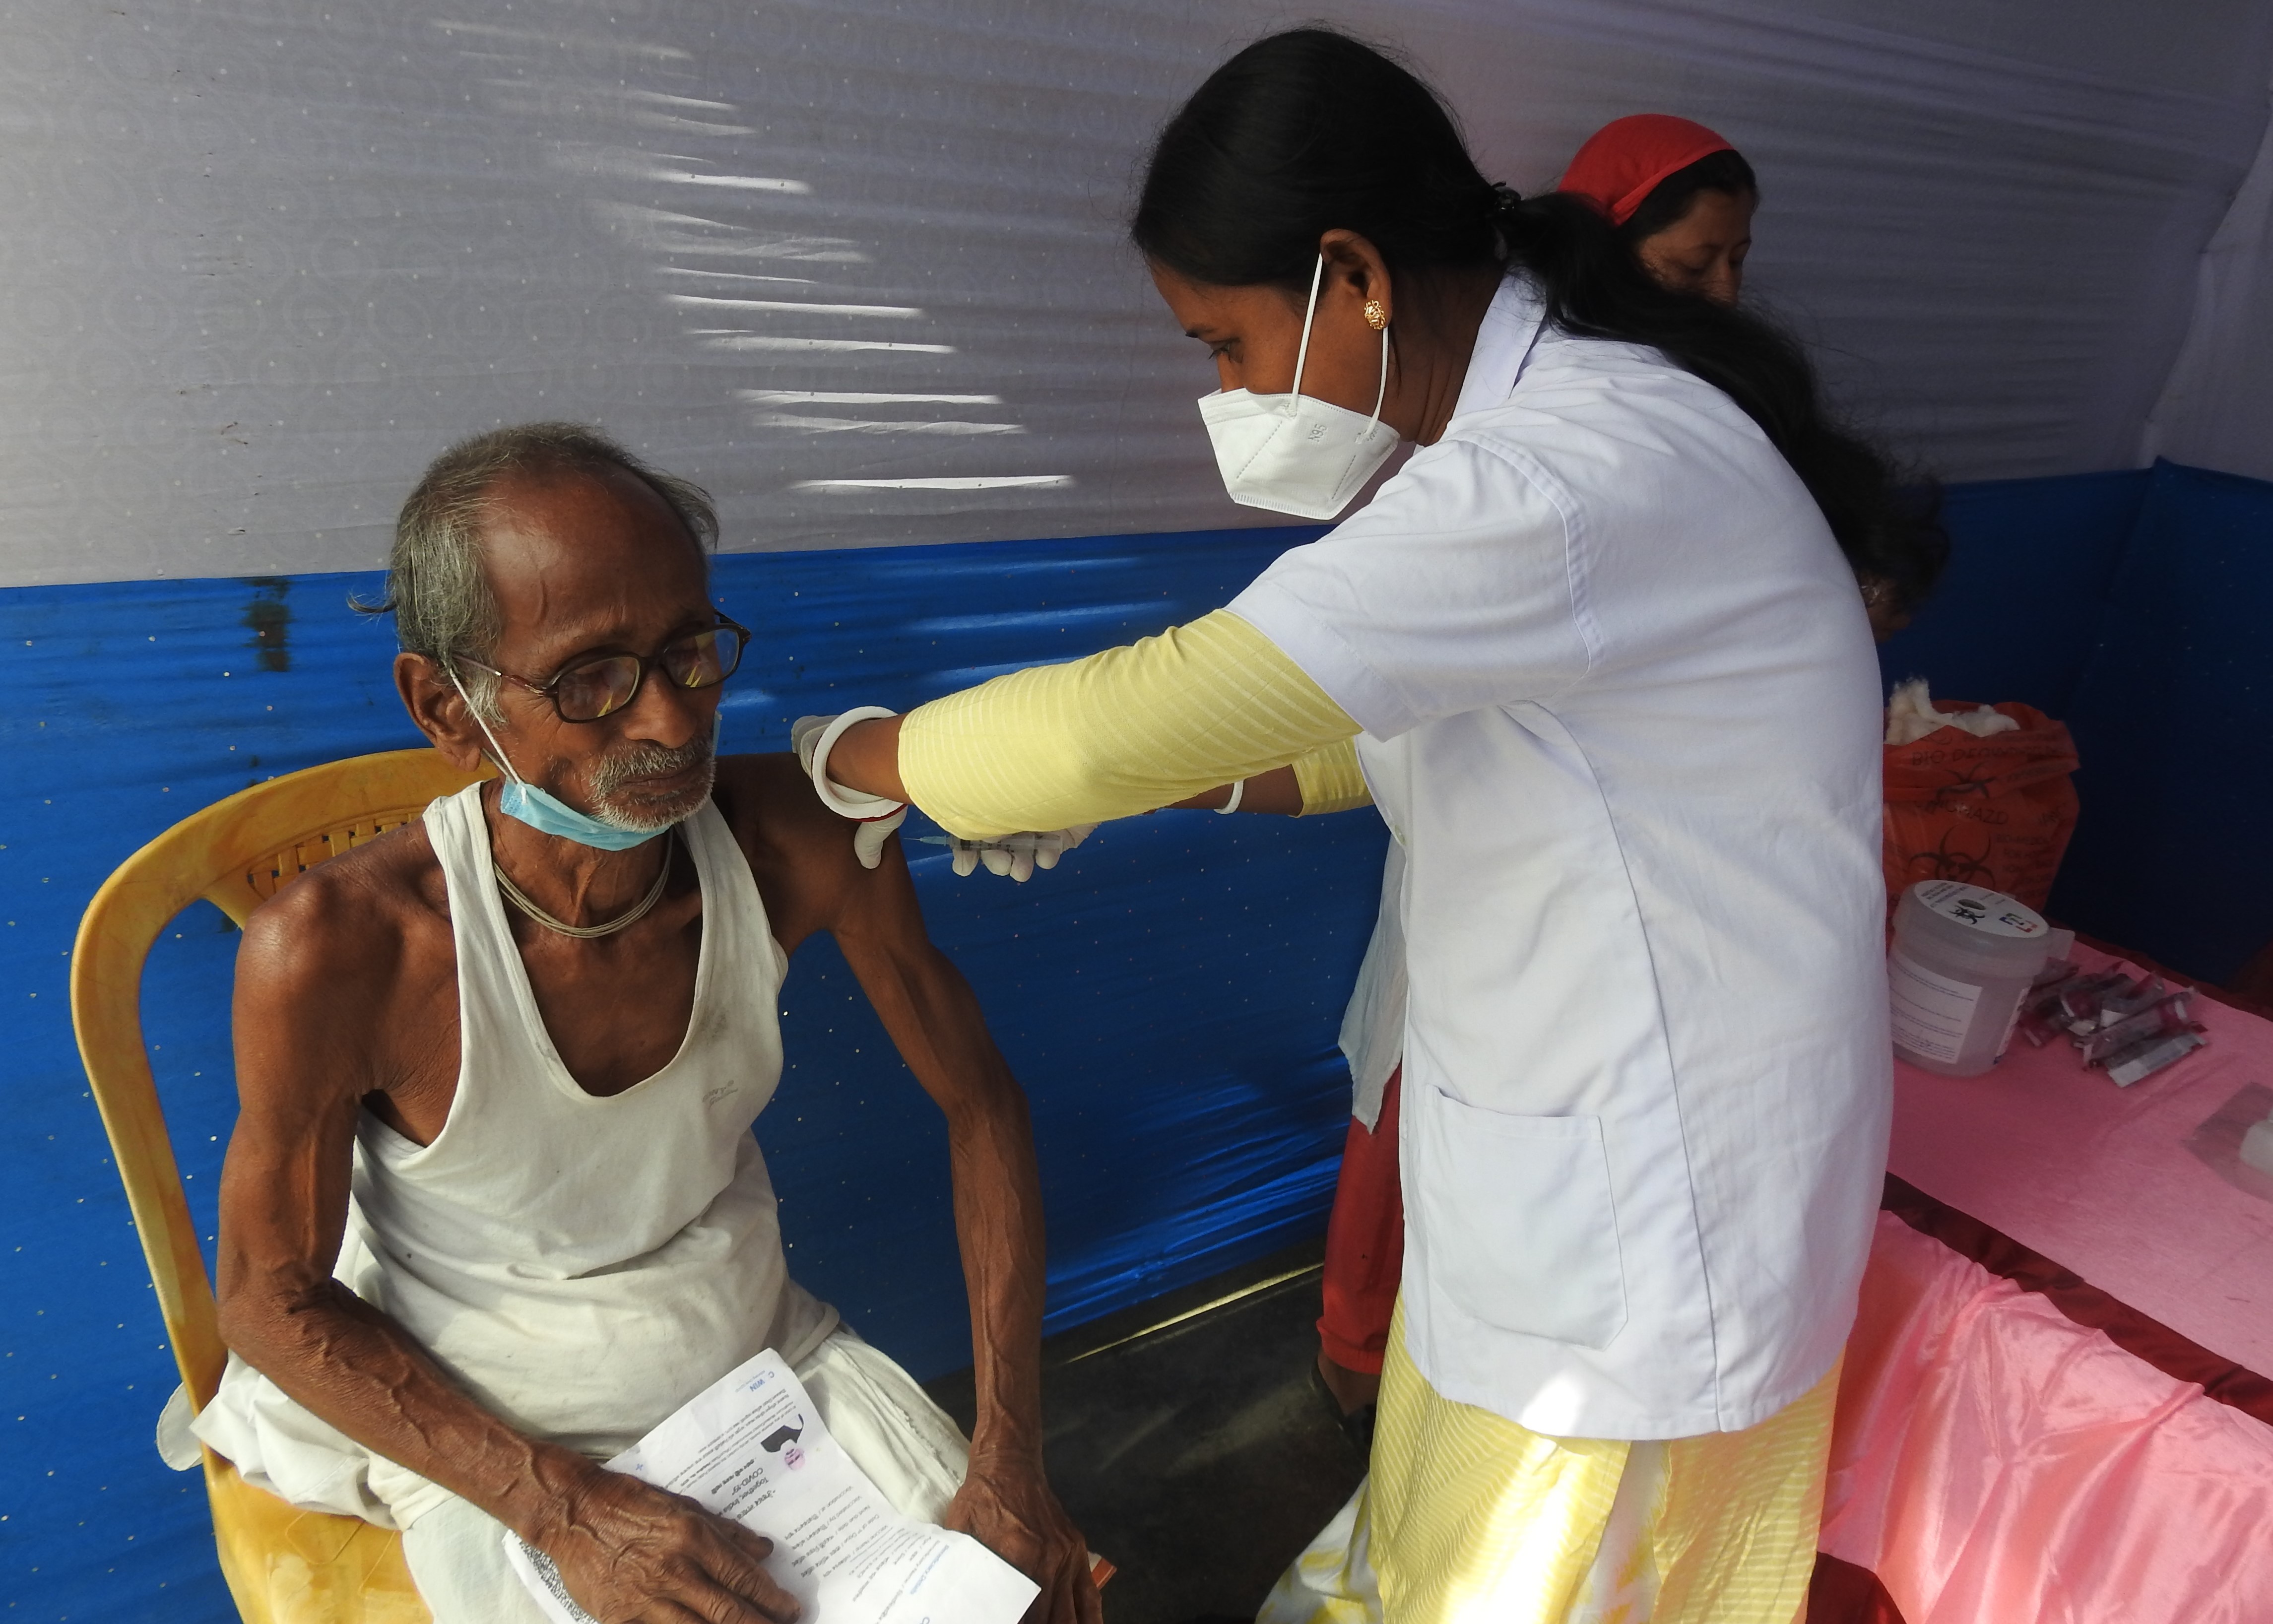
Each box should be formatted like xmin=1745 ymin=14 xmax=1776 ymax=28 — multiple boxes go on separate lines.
xmin=806 ymin=28 xmax=1927 ymax=1624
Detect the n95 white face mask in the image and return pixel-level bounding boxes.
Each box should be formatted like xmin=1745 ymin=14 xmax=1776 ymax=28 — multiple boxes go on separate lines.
xmin=1196 ymin=255 xmax=1399 ymax=522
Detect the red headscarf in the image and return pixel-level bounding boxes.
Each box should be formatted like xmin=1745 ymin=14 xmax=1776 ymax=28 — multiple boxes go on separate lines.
xmin=1556 ymin=114 xmax=1737 ymax=227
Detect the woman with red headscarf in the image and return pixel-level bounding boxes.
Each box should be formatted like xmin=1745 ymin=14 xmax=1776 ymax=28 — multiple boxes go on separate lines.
xmin=1559 ymin=114 xmax=1758 ymax=306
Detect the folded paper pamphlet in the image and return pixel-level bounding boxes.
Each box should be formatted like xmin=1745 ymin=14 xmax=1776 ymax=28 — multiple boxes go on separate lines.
xmin=504 ymin=1349 xmax=1040 ymax=1624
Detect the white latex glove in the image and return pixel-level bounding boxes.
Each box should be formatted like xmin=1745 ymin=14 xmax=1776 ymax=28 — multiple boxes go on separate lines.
xmin=791 ymin=709 xmax=908 ymax=870
xmin=934 ymin=825 xmax=1098 ymax=883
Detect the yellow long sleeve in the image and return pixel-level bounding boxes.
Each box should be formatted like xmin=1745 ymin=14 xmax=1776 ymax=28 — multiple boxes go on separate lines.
xmin=1290 ymin=737 xmax=1372 ymax=815
xmin=899 ymin=609 xmax=1361 ymax=839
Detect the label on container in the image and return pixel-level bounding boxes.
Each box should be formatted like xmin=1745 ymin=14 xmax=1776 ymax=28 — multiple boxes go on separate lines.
xmin=1889 ymin=949 xmax=1982 ymax=1064
xmin=1993 ymin=987 xmax=2026 ymax=1061
xmin=1909 ymin=879 xmax=2046 ymax=939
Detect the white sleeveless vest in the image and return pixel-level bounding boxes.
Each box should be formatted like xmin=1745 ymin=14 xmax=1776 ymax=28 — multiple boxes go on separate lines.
xmin=337 ymin=782 xmax=835 ymax=1457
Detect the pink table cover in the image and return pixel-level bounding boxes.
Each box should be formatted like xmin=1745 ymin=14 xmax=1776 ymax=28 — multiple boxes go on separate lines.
xmin=1821 ymin=1214 xmax=2273 ymax=1623
xmin=1820 ymin=952 xmax=2273 ymax=1622
xmin=1885 ymin=947 xmax=2273 ymax=1373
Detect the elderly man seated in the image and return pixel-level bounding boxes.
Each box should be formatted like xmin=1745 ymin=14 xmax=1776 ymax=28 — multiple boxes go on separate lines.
xmin=190 ymin=423 xmax=1098 ymax=1624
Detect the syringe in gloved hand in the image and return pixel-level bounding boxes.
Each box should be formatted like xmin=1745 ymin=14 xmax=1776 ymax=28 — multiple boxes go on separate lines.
xmin=916 ymin=826 xmax=1096 ymax=882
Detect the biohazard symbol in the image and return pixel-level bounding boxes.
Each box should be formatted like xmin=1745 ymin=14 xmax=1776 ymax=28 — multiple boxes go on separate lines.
xmin=1899 ymin=825 xmax=1998 ymax=888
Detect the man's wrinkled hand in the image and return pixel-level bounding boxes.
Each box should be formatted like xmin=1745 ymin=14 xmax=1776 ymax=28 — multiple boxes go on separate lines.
xmin=944 ymin=1455 xmax=1101 ymax=1624
xmin=540 ymin=1467 xmax=801 ymax=1624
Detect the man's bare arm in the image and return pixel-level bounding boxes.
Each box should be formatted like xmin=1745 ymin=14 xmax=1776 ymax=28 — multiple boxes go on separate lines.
xmin=213 ymin=854 xmax=800 ymax=1624
xmin=735 ymin=757 xmax=1099 ymax=1624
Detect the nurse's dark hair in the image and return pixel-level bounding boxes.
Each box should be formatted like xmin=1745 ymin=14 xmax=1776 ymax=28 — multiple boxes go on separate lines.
xmin=1133 ymin=28 xmax=1947 ymax=615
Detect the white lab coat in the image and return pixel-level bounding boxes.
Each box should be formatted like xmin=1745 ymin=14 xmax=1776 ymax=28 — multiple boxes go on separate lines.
xmin=1232 ymin=277 xmax=1890 ymax=1440
xmin=1336 ymin=839 xmax=1406 ymax=1132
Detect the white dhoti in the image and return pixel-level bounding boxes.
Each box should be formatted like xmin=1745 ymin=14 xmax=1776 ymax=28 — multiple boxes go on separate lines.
xmin=191 ymin=1327 xmax=971 ymax=1624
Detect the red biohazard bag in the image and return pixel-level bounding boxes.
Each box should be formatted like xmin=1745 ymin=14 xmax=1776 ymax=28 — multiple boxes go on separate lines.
xmin=1882 ymin=702 xmax=2080 ymax=911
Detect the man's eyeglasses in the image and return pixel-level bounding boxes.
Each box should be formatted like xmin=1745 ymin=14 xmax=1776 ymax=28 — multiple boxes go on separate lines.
xmin=455 ymin=618 xmax=751 ymax=723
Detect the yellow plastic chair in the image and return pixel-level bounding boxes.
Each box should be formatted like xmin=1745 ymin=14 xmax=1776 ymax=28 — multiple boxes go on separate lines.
xmin=70 ymin=749 xmax=488 ymax=1624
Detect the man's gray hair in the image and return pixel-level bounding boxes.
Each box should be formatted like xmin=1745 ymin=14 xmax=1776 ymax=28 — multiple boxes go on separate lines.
xmin=364 ymin=422 xmax=718 ymax=720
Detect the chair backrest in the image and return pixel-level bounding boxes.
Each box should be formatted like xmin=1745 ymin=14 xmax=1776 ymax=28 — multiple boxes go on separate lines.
xmin=69 ymin=749 xmax=488 ymax=1408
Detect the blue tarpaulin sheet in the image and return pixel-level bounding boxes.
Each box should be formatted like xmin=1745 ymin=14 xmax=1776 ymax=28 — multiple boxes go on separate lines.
xmin=1877 ymin=461 xmax=2273 ymax=982
xmin=2044 ymin=463 xmax=2273 ymax=982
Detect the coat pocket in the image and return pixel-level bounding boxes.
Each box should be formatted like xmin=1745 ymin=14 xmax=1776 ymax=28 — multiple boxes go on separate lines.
xmin=1415 ymin=1089 xmax=1628 ymax=1349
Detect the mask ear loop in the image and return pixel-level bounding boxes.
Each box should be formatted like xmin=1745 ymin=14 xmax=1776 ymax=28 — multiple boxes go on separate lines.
xmin=449 ymin=668 xmax=527 ymax=787
xmin=1367 ymin=320 xmax=1388 ymax=429
xmin=1288 ymin=254 xmax=1326 ymax=402
xmin=1290 ymin=255 xmax=1389 ymax=430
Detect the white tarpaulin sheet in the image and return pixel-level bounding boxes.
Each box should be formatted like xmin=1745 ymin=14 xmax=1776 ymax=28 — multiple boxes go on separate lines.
xmin=2143 ymin=69 xmax=2273 ymax=484
xmin=1 ymin=0 xmax=2267 ymax=586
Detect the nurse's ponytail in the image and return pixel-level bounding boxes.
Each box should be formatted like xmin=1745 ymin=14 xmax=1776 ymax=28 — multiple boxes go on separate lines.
xmin=1489 ymin=186 xmax=1945 ymax=614
xmin=1136 ymin=27 xmax=1947 ymax=618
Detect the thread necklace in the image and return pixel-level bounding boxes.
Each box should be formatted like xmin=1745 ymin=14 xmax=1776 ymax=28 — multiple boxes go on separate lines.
xmin=496 ymin=831 xmax=677 ymax=939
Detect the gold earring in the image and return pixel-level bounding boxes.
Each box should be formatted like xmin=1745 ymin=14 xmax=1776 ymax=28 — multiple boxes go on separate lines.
xmin=1363 ymin=300 xmax=1389 ymax=330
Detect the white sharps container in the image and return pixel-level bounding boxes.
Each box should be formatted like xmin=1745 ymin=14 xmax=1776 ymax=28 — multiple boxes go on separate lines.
xmin=1888 ymin=880 xmax=2051 ymax=1076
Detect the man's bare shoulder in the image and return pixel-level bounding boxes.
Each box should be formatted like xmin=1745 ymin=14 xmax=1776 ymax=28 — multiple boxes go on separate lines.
xmin=711 ymin=753 xmax=857 ymax=857
xmin=236 ymin=816 xmax=453 ymax=999
xmin=709 ymin=753 xmax=885 ymax=940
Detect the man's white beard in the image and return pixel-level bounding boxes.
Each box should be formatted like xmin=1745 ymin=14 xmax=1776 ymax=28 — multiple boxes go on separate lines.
xmin=587 ymin=739 xmax=716 ymax=833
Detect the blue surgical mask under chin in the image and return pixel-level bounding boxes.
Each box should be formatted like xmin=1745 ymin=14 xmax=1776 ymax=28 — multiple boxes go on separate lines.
xmin=496 ymin=777 xmax=662 ymax=851
xmin=451 ymin=672 xmax=668 ymax=852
